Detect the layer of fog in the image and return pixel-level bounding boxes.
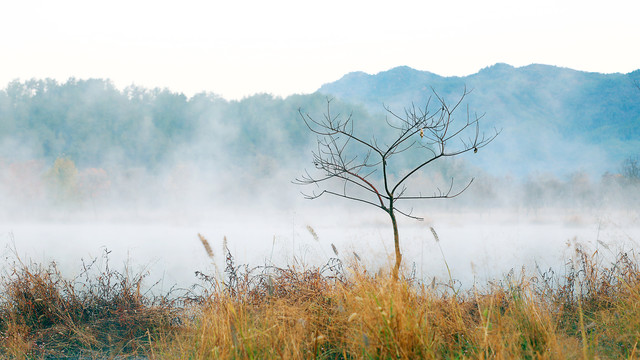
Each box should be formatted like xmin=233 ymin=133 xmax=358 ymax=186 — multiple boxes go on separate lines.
xmin=2 ymin=155 xmax=639 ymax=292
xmin=3 ymin=207 xmax=639 ymax=292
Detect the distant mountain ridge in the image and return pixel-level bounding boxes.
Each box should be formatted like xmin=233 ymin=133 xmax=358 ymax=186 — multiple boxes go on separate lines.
xmin=318 ymin=64 xmax=640 ymax=178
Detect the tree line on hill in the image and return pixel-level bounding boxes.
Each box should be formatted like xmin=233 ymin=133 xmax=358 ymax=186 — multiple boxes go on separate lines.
xmin=0 ymin=75 xmax=638 ymax=218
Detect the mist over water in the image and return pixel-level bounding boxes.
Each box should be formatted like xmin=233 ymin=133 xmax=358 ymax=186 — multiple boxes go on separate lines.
xmin=2 ymin=153 xmax=639 ymax=292
xmin=2 ymin=171 xmax=638 ymax=291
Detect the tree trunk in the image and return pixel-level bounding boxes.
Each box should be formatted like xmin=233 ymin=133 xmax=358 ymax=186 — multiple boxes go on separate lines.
xmin=390 ymin=210 xmax=402 ymax=281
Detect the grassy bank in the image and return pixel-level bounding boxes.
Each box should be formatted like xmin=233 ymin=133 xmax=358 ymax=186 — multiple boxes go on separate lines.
xmin=1 ymin=238 xmax=639 ymax=359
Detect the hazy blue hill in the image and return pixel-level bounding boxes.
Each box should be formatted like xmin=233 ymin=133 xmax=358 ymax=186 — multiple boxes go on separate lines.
xmin=318 ymin=64 xmax=640 ymax=178
xmin=320 ymin=66 xmax=463 ymax=111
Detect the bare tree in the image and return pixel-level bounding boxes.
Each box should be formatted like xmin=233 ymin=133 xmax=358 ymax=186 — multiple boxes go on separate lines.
xmin=295 ymin=88 xmax=499 ymax=280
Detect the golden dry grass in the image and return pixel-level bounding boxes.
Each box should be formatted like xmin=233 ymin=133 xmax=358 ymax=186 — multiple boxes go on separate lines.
xmin=2 ymin=239 xmax=640 ymax=359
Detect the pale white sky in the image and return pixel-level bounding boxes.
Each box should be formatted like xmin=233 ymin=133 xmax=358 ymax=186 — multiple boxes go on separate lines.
xmin=1 ymin=0 xmax=638 ymax=99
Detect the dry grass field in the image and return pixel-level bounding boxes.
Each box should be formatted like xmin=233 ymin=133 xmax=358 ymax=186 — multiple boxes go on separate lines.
xmin=1 ymin=234 xmax=639 ymax=359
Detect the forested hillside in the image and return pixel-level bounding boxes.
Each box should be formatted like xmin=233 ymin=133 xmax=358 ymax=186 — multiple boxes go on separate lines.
xmin=0 ymin=79 xmax=340 ymax=168
xmin=0 ymin=79 xmax=379 ymax=216
xmin=3 ymin=64 xmax=638 ymax=177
